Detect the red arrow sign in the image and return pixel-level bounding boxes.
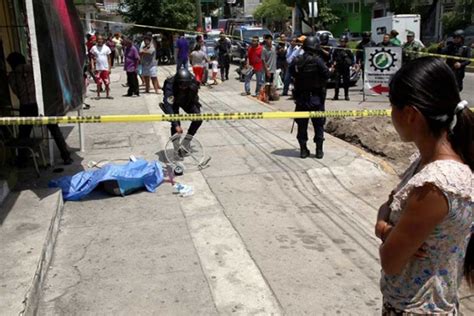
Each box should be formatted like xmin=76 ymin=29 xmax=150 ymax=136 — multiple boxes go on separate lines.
xmin=371 ymin=84 xmax=390 ymax=94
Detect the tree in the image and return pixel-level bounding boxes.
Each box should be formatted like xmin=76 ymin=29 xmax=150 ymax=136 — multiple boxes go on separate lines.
xmin=281 ymin=0 xmax=339 ymax=31
xmin=254 ymin=0 xmax=291 ymax=31
xmin=120 ymin=0 xmax=195 ymax=34
xmin=442 ymin=0 xmax=473 ymax=36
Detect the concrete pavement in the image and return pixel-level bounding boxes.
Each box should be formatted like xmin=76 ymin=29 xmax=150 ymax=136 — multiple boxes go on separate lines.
xmin=9 ymin=64 xmax=471 ymax=314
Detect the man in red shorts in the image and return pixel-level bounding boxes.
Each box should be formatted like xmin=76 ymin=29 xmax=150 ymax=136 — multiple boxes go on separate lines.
xmin=90 ymin=35 xmax=113 ymax=99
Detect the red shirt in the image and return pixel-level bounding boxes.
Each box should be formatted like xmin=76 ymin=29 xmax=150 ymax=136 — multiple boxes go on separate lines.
xmin=247 ymin=45 xmax=263 ymax=72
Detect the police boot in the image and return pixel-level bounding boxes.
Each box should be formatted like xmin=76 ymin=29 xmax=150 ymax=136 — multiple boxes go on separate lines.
xmin=179 ymin=134 xmax=193 ymax=156
xmin=315 ymin=140 xmax=324 ymax=159
xmin=300 ymin=143 xmax=310 ymax=159
xmin=172 ymin=136 xmax=182 ymax=160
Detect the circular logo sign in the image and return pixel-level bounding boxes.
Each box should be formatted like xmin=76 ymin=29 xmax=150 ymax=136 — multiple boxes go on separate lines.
xmin=369 ymin=48 xmax=397 ymax=72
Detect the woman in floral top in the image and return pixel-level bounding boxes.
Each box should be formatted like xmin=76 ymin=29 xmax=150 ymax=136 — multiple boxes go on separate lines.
xmin=375 ymin=57 xmax=473 ymax=315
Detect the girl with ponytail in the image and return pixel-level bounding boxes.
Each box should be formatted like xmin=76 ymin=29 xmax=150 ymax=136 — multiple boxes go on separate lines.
xmin=375 ymin=57 xmax=473 ymax=314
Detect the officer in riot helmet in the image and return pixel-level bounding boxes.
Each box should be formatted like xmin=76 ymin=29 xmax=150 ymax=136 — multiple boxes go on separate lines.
xmin=318 ymin=33 xmax=332 ymax=67
xmin=438 ymin=29 xmax=472 ymax=91
xmin=331 ymin=35 xmax=354 ymax=101
xmin=161 ymin=68 xmax=203 ymax=156
xmin=289 ymin=36 xmax=329 ymax=159
xmin=356 ymin=31 xmax=374 ymax=69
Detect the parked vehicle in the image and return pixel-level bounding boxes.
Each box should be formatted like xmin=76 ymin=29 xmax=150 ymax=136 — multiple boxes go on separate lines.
xmin=315 ymin=30 xmax=334 ymax=39
xmin=371 ymin=14 xmax=421 ymax=44
xmin=229 ymin=26 xmax=272 ymax=61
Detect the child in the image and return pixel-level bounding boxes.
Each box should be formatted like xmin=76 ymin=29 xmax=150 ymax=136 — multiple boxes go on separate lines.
xmin=210 ymin=55 xmax=219 ymax=85
xmin=376 ymin=57 xmax=473 ymax=314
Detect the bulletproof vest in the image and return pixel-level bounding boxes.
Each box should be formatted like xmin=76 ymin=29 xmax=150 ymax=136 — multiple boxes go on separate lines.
xmin=319 ymin=45 xmax=331 ymax=65
xmin=446 ymin=43 xmax=468 ymax=68
xmin=172 ymin=80 xmax=199 ymax=110
xmin=334 ymin=47 xmax=352 ymax=66
xmin=293 ymin=53 xmax=326 ymax=91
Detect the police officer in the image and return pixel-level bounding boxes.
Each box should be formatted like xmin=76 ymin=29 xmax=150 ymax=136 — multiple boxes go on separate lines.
xmin=438 ymin=29 xmax=472 ymax=91
xmin=161 ymin=68 xmax=203 ymax=156
xmin=356 ymin=31 xmax=374 ymax=69
xmin=289 ymin=36 xmax=329 ymax=159
xmin=402 ymin=30 xmax=424 ymax=64
xmin=331 ymin=35 xmax=354 ymax=101
xmin=318 ymin=33 xmax=332 ymax=67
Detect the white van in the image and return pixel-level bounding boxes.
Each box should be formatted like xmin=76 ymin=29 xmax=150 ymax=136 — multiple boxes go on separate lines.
xmin=371 ymin=14 xmax=421 ymax=44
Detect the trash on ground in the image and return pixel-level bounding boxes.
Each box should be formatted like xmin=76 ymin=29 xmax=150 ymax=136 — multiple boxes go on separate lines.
xmin=173 ymin=183 xmax=194 ymax=197
xmin=49 ymin=159 xmax=164 ymax=201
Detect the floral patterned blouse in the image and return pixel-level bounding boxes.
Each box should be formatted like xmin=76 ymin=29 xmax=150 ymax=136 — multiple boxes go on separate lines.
xmin=381 ymin=157 xmax=473 ymax=314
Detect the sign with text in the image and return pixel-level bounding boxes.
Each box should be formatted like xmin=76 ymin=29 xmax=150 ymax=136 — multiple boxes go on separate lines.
xmin=363 ymin=47 xmax=402 ymax=96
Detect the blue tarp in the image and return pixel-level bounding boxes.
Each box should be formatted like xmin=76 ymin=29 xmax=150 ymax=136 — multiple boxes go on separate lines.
xmin=49 ymin=159 xmax=164 ymax=201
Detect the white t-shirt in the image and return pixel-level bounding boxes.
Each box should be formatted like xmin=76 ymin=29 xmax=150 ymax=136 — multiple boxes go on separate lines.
xmin=211 ymin=60 xmax=218 ymax=73
xmin=91 ymin=44 xmax=111 ymax=71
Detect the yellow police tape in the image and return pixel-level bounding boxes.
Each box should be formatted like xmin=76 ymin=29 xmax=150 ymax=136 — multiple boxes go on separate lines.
xmin=321 ymin=45 xmax=474 ymax=63
xmin=0 ymin=110 xmax=394 ymax=125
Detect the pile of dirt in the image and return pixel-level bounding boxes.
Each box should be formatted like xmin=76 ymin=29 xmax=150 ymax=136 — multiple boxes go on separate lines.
xmin=326 ymin=117 xmax=416 ymax=174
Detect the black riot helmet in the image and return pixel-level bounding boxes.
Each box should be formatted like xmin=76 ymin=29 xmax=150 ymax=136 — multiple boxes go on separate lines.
xmin=175 ymin=68 xmax=193 ymax=87
xmin=453 ymin=29 xmax=465 ymax=39
xmin=362 ymin=31 xmax=371 ymax=39
xmin=303 ymin=36 xmax=320 ymax=53
xmin=319 ymin=33 xmax=330 ymax=45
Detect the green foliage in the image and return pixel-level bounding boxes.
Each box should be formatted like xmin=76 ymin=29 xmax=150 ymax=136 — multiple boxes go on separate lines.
xmin=315 ymin=0 xmax=340 ymax=29
xmin=254 ymin=0 xmax=291 ymax=23
xmin=442 ymin=0 xmax=473 ymax=36
xmin=120 ymin=0 xmax=195 ymax=33
xmin=281 ymin=0 xmax=339 ymax=28
xmin=388 ymin=0 xmax=418 ymax=14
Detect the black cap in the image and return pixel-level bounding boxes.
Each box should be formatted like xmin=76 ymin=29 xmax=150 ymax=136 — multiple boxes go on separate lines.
xmin=340 ymin=35 xmax=349 ymax=42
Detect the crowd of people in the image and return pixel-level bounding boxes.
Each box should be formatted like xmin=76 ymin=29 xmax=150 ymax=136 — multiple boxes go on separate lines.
xmin=85 ymin=32 xmax=164 ymax=100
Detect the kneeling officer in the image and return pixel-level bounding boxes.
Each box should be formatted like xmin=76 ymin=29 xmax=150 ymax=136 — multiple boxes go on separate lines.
xmin=289 ymin=36 xmax=329 ymax=159
xmin=161 ymin=68 xmax=203 ymax=155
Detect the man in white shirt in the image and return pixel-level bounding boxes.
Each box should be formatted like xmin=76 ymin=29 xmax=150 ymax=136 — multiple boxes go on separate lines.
xmin=90 ymin=35 xmax=112 ymax=99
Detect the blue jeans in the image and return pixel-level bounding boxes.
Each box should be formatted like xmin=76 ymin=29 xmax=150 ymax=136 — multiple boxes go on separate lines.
xmin=244 ymin=70 xmax=264 ymax=95
xmin=176 ymin=57 xmax=188 ymax=72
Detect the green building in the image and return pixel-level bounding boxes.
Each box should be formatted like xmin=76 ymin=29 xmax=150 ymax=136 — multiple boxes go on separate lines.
xmin=327 ymin=0 xmax=375 ymax=37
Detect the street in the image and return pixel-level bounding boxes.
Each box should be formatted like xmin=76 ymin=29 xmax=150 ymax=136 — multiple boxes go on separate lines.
xmin=10 ymin=65 xmax=474 ymax=314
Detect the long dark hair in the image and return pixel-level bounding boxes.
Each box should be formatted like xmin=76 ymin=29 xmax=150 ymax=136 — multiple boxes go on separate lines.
xmin=389 ymin=56 xmax=474 ymax=286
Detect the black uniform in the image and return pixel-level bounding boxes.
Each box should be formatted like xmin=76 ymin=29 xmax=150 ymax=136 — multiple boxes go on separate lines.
xmin=289 ymin=51 xmax=329 ymax=149
xmin=440 ymin=43 xmax=472 ymax=91
xmin=331 ymin=46 xmax=354 ymax=99
xmin=162 ymin=75 xmax=203 ymax=136
xmin=215 ymin=38 xmax=231 ymax=80
xmin=355 ymin=39 xmax=375 ymax=66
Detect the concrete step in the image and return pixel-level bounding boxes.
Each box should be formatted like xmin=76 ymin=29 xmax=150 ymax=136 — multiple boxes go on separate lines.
xmin=0 ymin=189 xmax=63 ymax=315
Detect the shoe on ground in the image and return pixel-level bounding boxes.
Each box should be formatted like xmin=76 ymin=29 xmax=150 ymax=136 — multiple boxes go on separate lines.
xmin=106 ymin=96 xmax=114 ymax=100
xmin=332 ymin=97 xmax=339 ymax=101
xmin=123 ymin=94 xmax=132 ymax=97
xmin=345 ymin=96 xmax=350 ymax=101
xmin=300 ymin=146 xmax=310 ymax=159
xmin=241 ymin=92 xmax=251 ymax=96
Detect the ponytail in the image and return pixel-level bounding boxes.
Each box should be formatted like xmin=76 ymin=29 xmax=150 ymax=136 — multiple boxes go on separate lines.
xmin=450 ymin=107 xmax=474 ymax=171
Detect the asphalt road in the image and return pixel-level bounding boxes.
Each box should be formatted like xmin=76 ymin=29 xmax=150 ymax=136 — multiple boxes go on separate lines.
xmin=35 ymin=64 xmax=473 ymax=315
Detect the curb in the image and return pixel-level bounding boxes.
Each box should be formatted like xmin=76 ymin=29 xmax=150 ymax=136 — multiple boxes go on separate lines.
xmin=21 ymin=191 xmax=64 ymax=316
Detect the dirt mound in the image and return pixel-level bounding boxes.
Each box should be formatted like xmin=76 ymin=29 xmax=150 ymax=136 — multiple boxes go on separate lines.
xmin=326 ymin=117 xmax=416 ymax=174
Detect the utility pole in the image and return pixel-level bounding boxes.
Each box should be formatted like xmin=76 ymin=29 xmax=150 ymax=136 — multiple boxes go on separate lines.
xmin=196 ymin=0 xmax=203 ymax=31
